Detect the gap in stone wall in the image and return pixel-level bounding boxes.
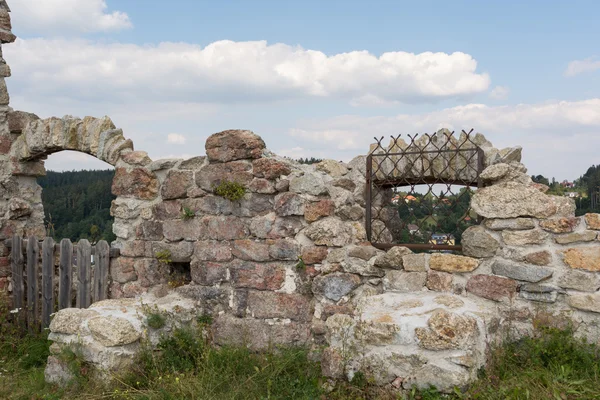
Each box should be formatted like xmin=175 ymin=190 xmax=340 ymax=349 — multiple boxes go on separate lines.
xmin=37 ymin=151 xmax=116 ymax=243
xmin=169 ymin=262 xmax=192 ymax=287
xmin=373 ymin=183 xmax=478 ymax=248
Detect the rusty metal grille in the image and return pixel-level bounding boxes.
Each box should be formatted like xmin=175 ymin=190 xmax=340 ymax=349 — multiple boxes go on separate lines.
xmin=366 ymin=129 xmax=484 ymax=252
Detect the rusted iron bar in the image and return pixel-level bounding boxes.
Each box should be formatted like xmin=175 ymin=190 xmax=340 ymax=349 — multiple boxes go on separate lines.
xmin=371 ymin=242 xmax=463 ymax=251
xmin=365 ymin=153 xmax=373 ymax=242
xmin=372 ymin=177 xmax=479 ymax=188
xmin=376 ymin=147 xmax=481 ymax=157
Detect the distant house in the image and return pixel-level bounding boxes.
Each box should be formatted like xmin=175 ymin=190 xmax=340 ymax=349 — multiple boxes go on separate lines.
xmin=429 ymin=233 xmax=455 ymax=246
xmin=407 ymin=224 xmax=420 ymax=234
xmin=561 ymin=180 xmax=575 ymax=188
xmin=391 ymin=194 xmax=417 ymax=204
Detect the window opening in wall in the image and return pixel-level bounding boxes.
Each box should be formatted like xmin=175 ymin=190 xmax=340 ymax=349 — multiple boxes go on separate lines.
xmin=366 ymin=130 xmax=484 ymax=253
xmin=37 ymin=151 xmax=116 ymax=244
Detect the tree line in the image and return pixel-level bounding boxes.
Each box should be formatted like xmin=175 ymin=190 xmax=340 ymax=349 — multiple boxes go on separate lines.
xmin=532 ymin=164 xmax=600 ymax=215
xmin=34 ymin=161 xmax=600 ymax=243
xmin=37 ymin=169 xmax=116 ymax=243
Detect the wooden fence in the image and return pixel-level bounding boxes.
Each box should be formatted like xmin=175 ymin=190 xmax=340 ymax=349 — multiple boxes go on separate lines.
xmin=7 ymin=235 xmax=119 ymax=332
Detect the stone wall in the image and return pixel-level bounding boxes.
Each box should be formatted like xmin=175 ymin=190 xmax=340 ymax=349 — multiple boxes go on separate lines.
xmin=320 ymin=157 xmax=600 ymax=390
xmin=0 ymin=1 xmax=35 ymax=293
xmin=2 ymin=2 xmax=600 ymax=391
xmin=38 ymin=126 xmax=600 ymax=391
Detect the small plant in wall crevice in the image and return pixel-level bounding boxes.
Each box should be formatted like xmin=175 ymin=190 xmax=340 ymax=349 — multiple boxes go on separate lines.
xmin=214 ymin=180 xmax=246 ymax=201
xmin=155 ymin=249 xmax=172 ymax=265
xmin=295 ymin=256 xmax=306 ymax=271
xmin=181 ymin=206 xmax=196 ymax=221
xmin=138 ymin=302 xmax=169 ymax=330
xmin=146 ymin=312 xmax=166 ymax=329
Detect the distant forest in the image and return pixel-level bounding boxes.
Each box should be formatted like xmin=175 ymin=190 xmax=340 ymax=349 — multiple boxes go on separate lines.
xmin=35 ymin=162 xmax=600 ymax=243
xmin=37 ymin=170 xmax=116 ymax=243
xmin=296 ymin=157 xmax=323 ymax=165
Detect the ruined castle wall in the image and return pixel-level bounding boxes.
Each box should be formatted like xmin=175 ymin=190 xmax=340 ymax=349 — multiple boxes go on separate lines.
xmin=36 ymin=125 xmax=600 ymax=391
xmin=2 ymin=2 xmax=600 ymax=390
xmin=0 ymin=1 xmax=37 ymax=292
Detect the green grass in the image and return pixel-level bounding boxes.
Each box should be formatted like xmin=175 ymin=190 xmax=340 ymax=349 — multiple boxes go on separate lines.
xmin=463 ymin=327 xmax=600 ymax=400
xmin=2 ymin=300 xmax=600 ymax=400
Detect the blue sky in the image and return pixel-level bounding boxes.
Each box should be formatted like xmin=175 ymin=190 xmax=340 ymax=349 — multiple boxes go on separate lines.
xmin=5 ymin=0 xmax=600 ymax=180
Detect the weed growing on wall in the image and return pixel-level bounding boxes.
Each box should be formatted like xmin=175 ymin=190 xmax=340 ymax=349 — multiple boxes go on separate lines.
xmin=154 ymin=249 xmax=172 ymax=265
xmin=56 ymin=341 xmax=93 ymax=385
xmin=138 ymin=303 xmax=169 ymax=330
xmin=295 ymin=255 xmax=306 ymax=271
xmin=146 ymin=312 xmax=166 ymax=330
xmin=214 ymin=180 xmax=246 ymax=201
xmin=180 ymin=206 xmax=196 ymax=221
xmin=196 ymin=314 xmax=213 ymax=325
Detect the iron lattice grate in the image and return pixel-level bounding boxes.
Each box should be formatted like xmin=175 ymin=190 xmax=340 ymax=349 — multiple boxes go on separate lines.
xmin=366 ymin=129 xmax=484 ymax=252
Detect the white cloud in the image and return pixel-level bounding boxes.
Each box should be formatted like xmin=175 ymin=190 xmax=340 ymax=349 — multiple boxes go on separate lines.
xmin=153 ymin=154 xmax=196 ymax=161
xmin=288 ymin=99 xmax=600 ymax=180
xmin=167 ymin=133 xmax=186 ymax=144
xmin=10 ymin=0 xmax=132 ymax=35
xmin=4 ymin=38 xmax=490 ymax=105
xmin=565 ymin=58 xmax=600 ymax=77
xmin=44 ymin=150 xmax=114 ymax=171
xmin=275 ymin=147 xmax=308 ymax=160
xmin=289 ymin=129 xmax=361 ymax=150
xmin=489 ymin=85 xmax=510 ymax=100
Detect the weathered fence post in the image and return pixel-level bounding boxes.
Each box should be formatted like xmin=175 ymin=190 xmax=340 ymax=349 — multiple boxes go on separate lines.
xmin=42 ymin=237 xmax=54 ymax=329
xmin=26 ymin=236 xmax=39 ymax=331
xmin=4 ymin=236 xmax=116 ymax=330
xmin=10 ymin=235 xmax=24 ymax=322
xmin=59 ymin=239 xmax=73 ymax=310
xmin=94 ymin=240 xmax=109 ymax=303
xmin=77 ymin=239 xmax=91 ymax=308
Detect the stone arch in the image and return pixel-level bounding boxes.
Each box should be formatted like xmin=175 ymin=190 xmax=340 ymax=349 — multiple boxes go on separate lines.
xmin=9 ymin=113 xmax=134 ymax=171
xmin=1 ymin=111 xmax=154 ymax=244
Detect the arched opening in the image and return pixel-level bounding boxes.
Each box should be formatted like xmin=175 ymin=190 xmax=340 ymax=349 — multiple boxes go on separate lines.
xmin=6 ymin=114 xmax=131 ymax=245
xmin=37 ymin=151 xmax=116 ymax=244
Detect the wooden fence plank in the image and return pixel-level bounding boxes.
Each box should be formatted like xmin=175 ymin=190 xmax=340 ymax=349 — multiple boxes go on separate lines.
xmin=77 ymin=239 xmax=91 ymax=309
xmin=4 ymin=239 xmax=120 ymax=258
xmin=42 ymin=237 xmax=54 ymax=329
xmin=94 ymin=240 xmax=109 ymax=303
xmin=26 ymin=236 xmax=39 ymax=331
xmin=59 ymin=239 xmax=73 ymax=310
xmin=11 ymin=235 xmax=24 ymax=320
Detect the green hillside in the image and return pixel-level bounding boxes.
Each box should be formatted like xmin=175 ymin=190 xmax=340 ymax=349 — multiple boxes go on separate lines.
xmin=37 ymin=169 xmax=116 ymax=243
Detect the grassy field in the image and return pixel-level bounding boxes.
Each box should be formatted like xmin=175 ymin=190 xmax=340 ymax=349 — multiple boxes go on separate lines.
xmin=2 ymin=294 xmax=600 ymax=399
